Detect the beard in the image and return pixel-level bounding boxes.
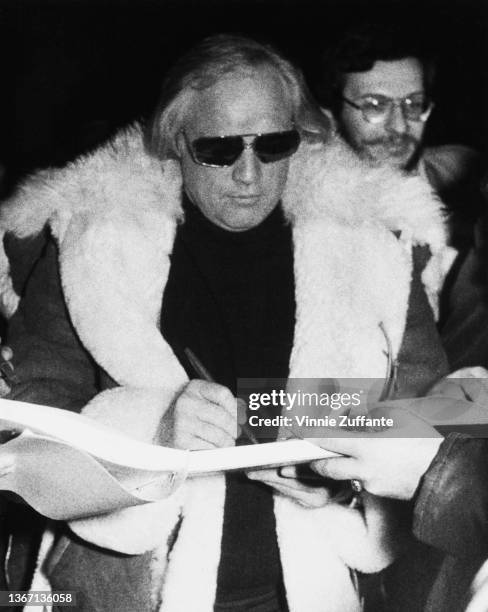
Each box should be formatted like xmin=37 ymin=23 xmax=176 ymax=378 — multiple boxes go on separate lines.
xmin=358 ymin=134 xmax=421 ymax=170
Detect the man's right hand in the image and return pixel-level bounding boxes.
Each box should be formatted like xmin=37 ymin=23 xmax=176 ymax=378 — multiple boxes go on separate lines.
xmin=166 ymin=379 xmax=238 ymax=450
xmin=309 ymin=406 xmax=442 ymax=500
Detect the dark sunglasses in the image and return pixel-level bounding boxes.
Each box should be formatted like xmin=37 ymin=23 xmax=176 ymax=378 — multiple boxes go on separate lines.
xmin=184 ymin=129 xmax=301 ymax=167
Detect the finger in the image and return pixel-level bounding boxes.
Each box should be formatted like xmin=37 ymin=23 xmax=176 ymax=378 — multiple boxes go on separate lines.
xmin=195 ymin=402 xmax=237 ymax=437
xmin=247 ymin=469 xmax=308 ymax=487
xmin=278 ymin=465 xmax=324 ymax=481
xmin=175 ymin=411 xmax=236 ymax=449
xmin=247 ymin=469 xmax=325 ymax=493
xmin=460 ymin=378 xmax=488 ymax=404
xmin=271 ymin=478 xmax=326 ymax=494
xmin=175 ymin=436 xmax=221 ymax=451
xmin=175 ymin=420 xmax=236 ymax=449
xmin=305 ymin=436 xmax=366 ymax=457
xmin=428 ymin=379 xmax=469 ymax=400
xmin=279 ymin=465 xmax=298 ymax=479
xmin=271 ymin=484 xmax=331 ymax=508
xmin=251 ymin=475 xmax=332 ymax=508
xmin=310 ymin=457 xmax=359 ymax=481
xmin=247 ymin=468 xmax=279 ymax=481
xmin=178 ymin=400 xmax=237 ymax=439
xmin=190 ymin=380 xmax=236 ymax=415
xmin=247 ymin=471 xmax=304 ymax=491
xmin=193 ymin=425 xmax=236 ymax=448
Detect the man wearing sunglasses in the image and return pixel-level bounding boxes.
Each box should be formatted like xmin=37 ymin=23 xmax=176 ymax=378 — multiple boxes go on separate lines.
xmin=0 ymin=34 xmax=452 ymax=611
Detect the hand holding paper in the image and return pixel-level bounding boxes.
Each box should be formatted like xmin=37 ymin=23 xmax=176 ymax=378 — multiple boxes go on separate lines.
xmin=309 ymin=405 xmax=443 ymax=500
xmin=0 ymin=397 xmax=337 ymax=520
xmin=247 ymin=464 xmax=332 ymax=508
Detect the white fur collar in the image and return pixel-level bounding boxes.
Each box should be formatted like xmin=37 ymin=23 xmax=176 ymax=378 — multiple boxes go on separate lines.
xmin=1 ymin=124 xmax=446 ymax=245
xmin=0 ymin=123 xmax=448 ymax=321
xmin=0 ymin=124 xmax=451 ymax=391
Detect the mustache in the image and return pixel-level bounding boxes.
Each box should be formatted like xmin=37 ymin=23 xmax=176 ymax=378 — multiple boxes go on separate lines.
xmin=364 ymin=134 xmax=419 ymax=148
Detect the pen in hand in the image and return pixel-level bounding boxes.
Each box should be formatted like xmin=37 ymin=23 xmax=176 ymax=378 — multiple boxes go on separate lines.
xmin=184 ymin=348 xmax=259 ymax=445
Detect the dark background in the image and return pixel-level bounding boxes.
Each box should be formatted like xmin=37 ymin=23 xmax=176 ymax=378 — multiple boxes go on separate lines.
xmin=3 ymin=0 xmax=488 ymax=186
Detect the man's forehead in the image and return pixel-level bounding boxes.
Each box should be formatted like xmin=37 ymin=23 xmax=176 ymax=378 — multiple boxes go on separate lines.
xmin=184 ymin=67 xmax=293 ymax=135
xmin=343 ymin=57 xmax=425 ymax=97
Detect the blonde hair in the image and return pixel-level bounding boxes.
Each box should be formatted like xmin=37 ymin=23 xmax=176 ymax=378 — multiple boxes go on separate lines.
xmin=145 ymin=34 xmax=331 ymax=160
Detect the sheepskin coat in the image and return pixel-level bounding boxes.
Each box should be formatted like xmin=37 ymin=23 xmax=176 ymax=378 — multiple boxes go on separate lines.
xmin=0 ymin=125 xmax=453 ymax=612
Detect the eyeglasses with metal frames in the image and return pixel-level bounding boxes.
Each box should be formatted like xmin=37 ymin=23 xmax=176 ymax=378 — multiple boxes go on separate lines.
xmin=342 ymin=92 xmax=433 ymax=124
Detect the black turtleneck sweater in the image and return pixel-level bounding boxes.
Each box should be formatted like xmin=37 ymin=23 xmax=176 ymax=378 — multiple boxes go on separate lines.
xmin=160 ymin=198 xmax=295 ymax=603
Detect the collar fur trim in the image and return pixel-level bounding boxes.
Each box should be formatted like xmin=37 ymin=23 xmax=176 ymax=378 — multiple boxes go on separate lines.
xmin=1 ymin=124 xmax=446 ymax=245
xmin=0 ymin=124 xmax=448 ymax=390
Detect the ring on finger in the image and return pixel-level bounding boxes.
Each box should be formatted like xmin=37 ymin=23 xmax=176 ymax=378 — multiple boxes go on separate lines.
xmin=350 ymin=479 xmax=363 ymax=493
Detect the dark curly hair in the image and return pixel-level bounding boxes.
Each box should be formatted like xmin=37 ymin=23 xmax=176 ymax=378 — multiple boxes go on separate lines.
xmin=315 ymin=22 xmax=437 ymax=116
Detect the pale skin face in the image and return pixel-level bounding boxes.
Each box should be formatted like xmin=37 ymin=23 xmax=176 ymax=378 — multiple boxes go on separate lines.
xmin=340 ymin=57 xmax=428 ymax=170
xmin=177 ymin=67 xmax=294 ymax=231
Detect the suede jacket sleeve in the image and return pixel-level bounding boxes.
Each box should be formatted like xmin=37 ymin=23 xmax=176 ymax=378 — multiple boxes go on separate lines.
xmin=4 ymin=233 xmax=99 ymax=412
xmin=413 ymin=433 xmax=488 ymax=560
xmin=441 ymin=248 xmax=488 ymax=370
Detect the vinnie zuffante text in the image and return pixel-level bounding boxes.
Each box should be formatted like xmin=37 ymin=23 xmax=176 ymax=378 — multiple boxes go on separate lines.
xmin=246 ymin=389 xmax=394 ymax=429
